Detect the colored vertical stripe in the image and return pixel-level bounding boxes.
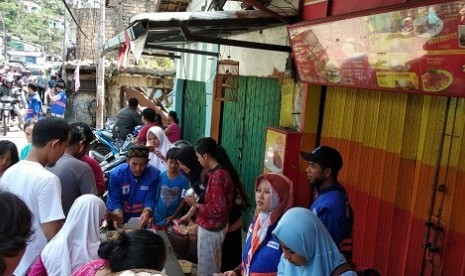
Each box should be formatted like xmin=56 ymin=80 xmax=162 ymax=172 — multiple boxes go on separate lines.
xmin=320 ymin=86 xmax=465 ymax=275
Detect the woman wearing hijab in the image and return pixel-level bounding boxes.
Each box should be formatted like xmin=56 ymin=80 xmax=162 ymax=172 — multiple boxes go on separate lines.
xmin=272 ymin=207 xmax=356 ymax=276
xmin=223 ymin=173 xmax=294 ymax=276
xmin=28 ymin=195 xmax=107 ymax=276
xmin=146 ymin=126 xmax=173 ymax=172
xmin=175 ymin=146 xmax=207 ymax=205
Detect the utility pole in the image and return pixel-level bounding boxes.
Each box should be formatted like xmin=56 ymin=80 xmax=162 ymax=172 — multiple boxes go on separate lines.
xmin=1 ymin=12 xmax=7 ymax=62
xmin=62 ymin=9 xmax=68 ymax=80
xmin=96 ymin=0 xmax=106 ymax=128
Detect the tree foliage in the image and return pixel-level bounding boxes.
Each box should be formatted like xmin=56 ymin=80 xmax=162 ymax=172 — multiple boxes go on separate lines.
xmin=0 ymin=0 xmax=64 ymax=53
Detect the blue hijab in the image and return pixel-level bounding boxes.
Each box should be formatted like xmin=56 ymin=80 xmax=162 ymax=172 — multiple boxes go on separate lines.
xmin=273 ymin=207 xmax=349 ymax=276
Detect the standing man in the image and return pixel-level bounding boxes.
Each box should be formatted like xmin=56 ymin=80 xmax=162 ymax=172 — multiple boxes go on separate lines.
xmin=36 ymin=69 xmax=47 ymax=102
xmin=106 ymin=145 xmax=160 ymax=228
xmin=46 ymin=122 xmax=98 ymax=216
xmin=301 ymin=145 xmax=354 ymax=259
xmin=50 ymin=82 xmax=67 ymax=118
xmin=0 ymin=117 xmax=70 ymax=275
xmin=113 ymin=97 xmax=143 ymax=140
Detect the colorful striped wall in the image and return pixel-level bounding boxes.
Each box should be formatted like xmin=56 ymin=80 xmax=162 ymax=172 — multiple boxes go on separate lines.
xmin=175 ymin=43 xmax=218 ymax=83
xmin=320 ymin=86 xmax=465 ymax=275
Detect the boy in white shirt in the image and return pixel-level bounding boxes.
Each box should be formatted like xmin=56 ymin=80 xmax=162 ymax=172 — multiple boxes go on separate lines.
xmin=0 ymin=117 xmax=70 ymax=275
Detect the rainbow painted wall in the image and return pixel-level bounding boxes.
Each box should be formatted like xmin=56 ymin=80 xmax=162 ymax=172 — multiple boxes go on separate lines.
xmin=304 ymin=86 xmax=465 ymax=275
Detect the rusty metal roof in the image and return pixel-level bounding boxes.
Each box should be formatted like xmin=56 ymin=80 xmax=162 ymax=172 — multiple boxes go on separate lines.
xmin=102 ymin=9 xmax=297 ymax=56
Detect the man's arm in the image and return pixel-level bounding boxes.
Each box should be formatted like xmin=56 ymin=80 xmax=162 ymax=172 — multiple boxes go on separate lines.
xmin=79 ymin=166 xmax=98 ymax=195
xmin=106 ymin=170 xmax=124 ymax=211
xmin=133 ymin=112 xmax=143 ymax=126
xmin=37 ymin=176 xmax=65 ymax=240
xmin=50 ymin=91 xmax=62 ymax=102
xmin=41 ymin=220 xmax=63 ymax=241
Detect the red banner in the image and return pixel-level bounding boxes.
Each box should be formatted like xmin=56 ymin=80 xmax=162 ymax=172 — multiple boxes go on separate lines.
xmin=289 ymin=1 xmax=465 ymax=97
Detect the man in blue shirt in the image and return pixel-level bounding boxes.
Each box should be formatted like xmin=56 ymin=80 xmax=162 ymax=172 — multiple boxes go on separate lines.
xmin=106 ymin=145 xmax=160 ymax=228
xmin=301 ymin=146 xmax=354 ymax=259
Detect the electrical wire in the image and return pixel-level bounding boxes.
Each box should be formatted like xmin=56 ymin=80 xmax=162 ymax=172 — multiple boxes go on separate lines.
xmin=60 ymin=0 xmax=89 ymax=39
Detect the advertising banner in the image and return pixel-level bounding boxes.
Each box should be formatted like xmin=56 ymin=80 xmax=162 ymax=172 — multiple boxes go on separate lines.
xmin=289 ymin=1 xmax=465 ymax=97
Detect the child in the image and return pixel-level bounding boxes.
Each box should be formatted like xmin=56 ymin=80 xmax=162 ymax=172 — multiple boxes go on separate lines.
xmin=25 ymin=83 xmax=42 ymax=121
xmin=153 ymin=147 xmax=189 ymax=229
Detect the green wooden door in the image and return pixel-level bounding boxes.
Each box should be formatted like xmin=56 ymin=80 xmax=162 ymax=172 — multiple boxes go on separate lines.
xmin=182 ymin=80 xmax=206 ymax=145
xmin=220 ymin=77 xmax=281 ymax=222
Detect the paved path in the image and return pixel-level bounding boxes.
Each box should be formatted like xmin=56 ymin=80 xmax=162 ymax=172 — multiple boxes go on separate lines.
xmin=0 ymin=125 xmax=27 ymax=151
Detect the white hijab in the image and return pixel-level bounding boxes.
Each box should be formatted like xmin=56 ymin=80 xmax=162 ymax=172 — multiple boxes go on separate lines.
xmin=146 ymin=126 xmax=173 ymax=171
xmin=41 ymin=194 xmax=106 ymax=276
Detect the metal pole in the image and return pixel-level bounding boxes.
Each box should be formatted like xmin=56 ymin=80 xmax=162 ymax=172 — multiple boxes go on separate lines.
xmin=62 ymin=9 xmax=67 ymax=80
xmin=96 ymin=0 xmax=105 ymax=128
xmin=1 ymin=12 xmax=7 ymax=62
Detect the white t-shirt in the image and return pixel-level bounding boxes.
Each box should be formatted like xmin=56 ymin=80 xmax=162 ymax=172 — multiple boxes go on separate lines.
xmin=0 ymin=160 xmax=65 ymax=275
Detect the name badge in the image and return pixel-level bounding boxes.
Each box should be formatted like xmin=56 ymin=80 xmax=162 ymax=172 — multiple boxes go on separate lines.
xmin=267 ymin=241 xmax=280 ymax=250
xmin=122 ymin=184 xmax=130 ymax=195
xmin=140 ymin=185 xmax=149 ymax=191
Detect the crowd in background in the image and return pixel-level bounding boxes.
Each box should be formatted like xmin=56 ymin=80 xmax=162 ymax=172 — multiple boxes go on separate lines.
xmin=0 ymin=64 xmax=68 ymax=130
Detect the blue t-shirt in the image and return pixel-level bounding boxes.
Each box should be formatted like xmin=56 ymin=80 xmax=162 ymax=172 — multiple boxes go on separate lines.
xmin=154 ymin=171 xmax=189 ymax=226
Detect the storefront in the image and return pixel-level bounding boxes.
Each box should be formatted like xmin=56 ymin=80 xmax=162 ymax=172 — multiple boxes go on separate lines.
xmin=290 ymin=0 xmax=465 ymax=274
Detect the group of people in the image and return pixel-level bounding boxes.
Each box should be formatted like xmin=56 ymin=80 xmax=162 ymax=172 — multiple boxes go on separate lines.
xmin=0 ymin=102 xmax=361 ymax=275
xmin=112 ymin=98 xmax=181 ymax=146
xmin=0 ymin=117 xmax=169 ymax=276
xmin=0 ymin=67 xmax=68 ymax=130
xmin=103 ymin=136 xmax=358 ymax=276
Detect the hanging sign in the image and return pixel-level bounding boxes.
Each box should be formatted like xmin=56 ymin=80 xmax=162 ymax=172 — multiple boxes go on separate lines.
xmin=289 ymin=1 xmax=465 ymax=97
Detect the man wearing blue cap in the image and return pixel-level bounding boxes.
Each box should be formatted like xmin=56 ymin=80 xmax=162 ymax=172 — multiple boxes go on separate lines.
xmin=301 ymin=145 xmax=354 ymax=259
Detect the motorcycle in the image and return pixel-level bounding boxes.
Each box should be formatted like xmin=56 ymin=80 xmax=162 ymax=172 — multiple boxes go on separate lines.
xmin=89 ymin=123 xmax=142 ymax=163
xmin=0 ymin=96 xmax=15 ymax=136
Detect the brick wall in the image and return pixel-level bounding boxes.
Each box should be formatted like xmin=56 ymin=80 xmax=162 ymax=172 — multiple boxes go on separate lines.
xmin=75 ymin=0 xmax=188 ymax=61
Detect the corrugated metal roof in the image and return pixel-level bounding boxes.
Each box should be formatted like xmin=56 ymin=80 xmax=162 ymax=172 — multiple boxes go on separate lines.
xmin=102 ymin=9 xmax=297 ymax=56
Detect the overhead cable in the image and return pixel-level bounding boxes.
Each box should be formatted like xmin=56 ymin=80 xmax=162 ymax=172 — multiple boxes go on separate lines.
xmin=60 ymin=0 xmax=89 ymax=39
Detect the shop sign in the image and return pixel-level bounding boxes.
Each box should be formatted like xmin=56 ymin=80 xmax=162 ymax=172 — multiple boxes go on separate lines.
xmin=289 ymin=1 xmax=465 ymax=97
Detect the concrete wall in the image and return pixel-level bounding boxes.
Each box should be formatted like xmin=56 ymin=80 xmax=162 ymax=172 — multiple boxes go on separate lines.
xmin=67 ymin=92 xmax=96 ymax=125
xmin=223 ymin=26 xmax=290 ymax=77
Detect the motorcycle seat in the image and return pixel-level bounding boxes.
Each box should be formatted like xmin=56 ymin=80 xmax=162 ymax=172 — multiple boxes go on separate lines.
xmin=100 ymin=130 xmax=118 ymax=143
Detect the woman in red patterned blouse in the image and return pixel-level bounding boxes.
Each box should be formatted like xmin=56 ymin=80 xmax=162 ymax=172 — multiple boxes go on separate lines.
xmin=184 ymin=137 xmax=235 ymax=276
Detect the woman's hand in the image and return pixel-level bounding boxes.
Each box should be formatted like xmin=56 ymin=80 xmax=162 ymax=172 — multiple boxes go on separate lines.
xmin=154 ymin=150 xmax=166 ymax=161
xmin=184 ymin=195 xmax=197 ymax=207
xmin=140 ymin=209 xmax=153 ymax=228
xmin=223 ymin=272 xmax=237 ymax=276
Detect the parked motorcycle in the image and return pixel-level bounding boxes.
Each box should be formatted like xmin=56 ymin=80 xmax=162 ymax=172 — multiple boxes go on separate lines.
xmin=89 ymin=123 xmax=142 ymax=163
xmin=0 ymin=96 xmax=15 ymax=136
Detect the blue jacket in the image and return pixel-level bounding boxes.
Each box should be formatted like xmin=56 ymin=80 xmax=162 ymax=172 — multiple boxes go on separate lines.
xmin=241 ymin=221 xmax=282 ymax=276
xmin=26 ymin=93 xmax=42 ymax=120
xmin=107 ymin=163 xmax=160 ymax=222
xmin=50 ymin=90 xmax=67 ymax=116
xmin=310 ymin=182 xmax=354 ymax=256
